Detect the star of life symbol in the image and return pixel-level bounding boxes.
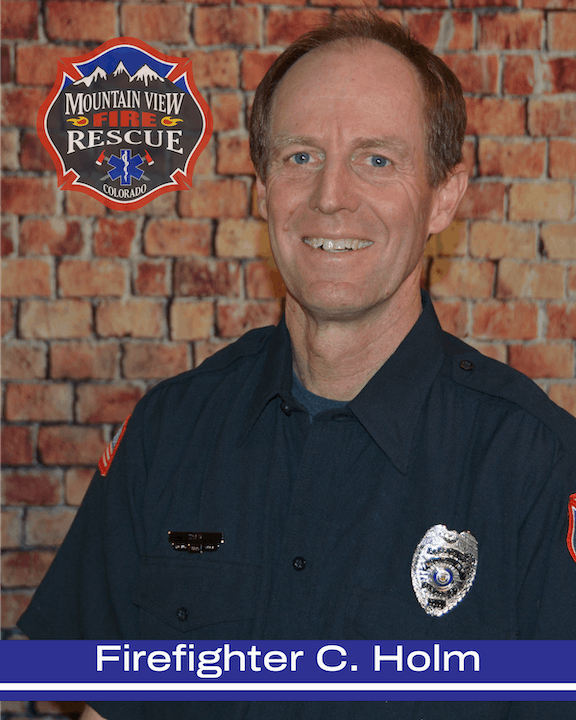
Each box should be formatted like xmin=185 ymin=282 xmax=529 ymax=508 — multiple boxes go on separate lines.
xmin=106 ymin=149 xmax=145 ymax=186
xmin=37 ymin=37 xmax=212 ymax=211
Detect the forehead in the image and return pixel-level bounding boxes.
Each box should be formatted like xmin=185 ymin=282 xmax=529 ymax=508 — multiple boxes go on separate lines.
xmin=270 ymin=39 xmax=425 ymax=137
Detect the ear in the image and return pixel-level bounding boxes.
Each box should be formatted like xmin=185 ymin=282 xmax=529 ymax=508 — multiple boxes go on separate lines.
xmin=256 ymin=175 xmax=268 ymax=220
xmin=427 ymin=164 xmax=468 ymax=236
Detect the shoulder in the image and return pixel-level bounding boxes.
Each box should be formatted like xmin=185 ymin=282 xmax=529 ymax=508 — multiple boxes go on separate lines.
xmin=439 ymin=331 xmax=576 ymax=452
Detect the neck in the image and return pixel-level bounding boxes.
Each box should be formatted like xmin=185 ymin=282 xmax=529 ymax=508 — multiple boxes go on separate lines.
xmin=287 ymin=284 xmax=423 ymax=401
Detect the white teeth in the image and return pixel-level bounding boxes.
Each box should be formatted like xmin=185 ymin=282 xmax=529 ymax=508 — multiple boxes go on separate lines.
xmin=303 ymin=237 xmax=373 ymax=252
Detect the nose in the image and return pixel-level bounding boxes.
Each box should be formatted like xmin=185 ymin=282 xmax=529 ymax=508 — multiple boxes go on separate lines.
xmin=309 ymin=157 xmax=360 ymax=215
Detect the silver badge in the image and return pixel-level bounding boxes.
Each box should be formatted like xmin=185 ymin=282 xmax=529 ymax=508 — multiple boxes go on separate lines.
xmin=411 ymin=524 xmax=478 ymax=617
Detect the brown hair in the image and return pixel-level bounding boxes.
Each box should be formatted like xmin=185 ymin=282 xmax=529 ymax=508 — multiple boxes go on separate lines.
xmin=249 ymin=11 xmax=467 ymax=188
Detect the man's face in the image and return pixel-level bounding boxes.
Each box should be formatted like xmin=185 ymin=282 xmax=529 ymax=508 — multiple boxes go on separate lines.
xmin=257 ymin=41 xmax=457 ymax=323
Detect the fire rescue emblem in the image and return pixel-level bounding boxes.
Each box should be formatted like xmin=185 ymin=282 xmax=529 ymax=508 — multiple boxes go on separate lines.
xmin=411 ymin=524 xmax=478 ymax=617
xmin=37 ymin=37 xmax=212 ymax=211
xmin=568 ymin=494 xmax=576 ymax=564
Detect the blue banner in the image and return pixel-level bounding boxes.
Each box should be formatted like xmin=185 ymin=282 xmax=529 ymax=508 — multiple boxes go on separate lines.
xmin=0 ymin=640 xmax=575 ymax=700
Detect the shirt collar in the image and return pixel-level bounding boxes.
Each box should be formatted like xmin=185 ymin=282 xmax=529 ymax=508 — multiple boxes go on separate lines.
xmin=240 ymin=292 xmax=446 ymax=474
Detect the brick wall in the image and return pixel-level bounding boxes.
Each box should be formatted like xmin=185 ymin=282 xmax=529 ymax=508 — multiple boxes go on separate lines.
xmin=1 ymin=0 xmax=575 ymax=703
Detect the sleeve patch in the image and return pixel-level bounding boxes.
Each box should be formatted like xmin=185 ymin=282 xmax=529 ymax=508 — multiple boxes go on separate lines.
xmin=98 ymin=415 xmax=131 ymax=477
xmin=568 ymin=494 xmax=576 ymax=564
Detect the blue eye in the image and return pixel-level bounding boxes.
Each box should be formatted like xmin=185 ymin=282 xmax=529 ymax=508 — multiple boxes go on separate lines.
xmin=370 ymin=155 xmax=389 ymax=167
xmin=292 ymin=152 xmax=311 ymax=165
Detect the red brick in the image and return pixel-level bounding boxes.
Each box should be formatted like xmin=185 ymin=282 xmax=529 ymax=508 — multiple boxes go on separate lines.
xmin=549 ymin=140 xmax=576 ymax=179
xmin=1 ymin=426 xmax=34 ymax=465
xmin=541 ymin=224 xmax=576 ymax=259
xmin=65 ymin=467 xmax=94 ymax=506
xmin=1 ymin=0 xmax=38 ymax=39
xmin=1 ymin=87 xmax=47 ymax=127
xmin=170 ymin=300 xmax=214 ymax=341
xmin=134 ymin=260 xmax=169 ymax=296
xmin=1 ymin=177 xmax=57 ymax=216
xmin=470 ymin=222 xmax=537 ymax=259
xmin=129 ymin=191 xmax=176 ymax=218
xmin=472 ymin=301 xmax=538 ymax=340
xmin=195 ymin=7 xmax=259 ymax=46
xmin=38 ymin=425 xmax=105 ymax=465
xmin=404 ymin=12 xmax=443 ymax=48
xmin=215 ymin=219 xmax=267 ymax=258
xmin=1 ymin=342 xmax=46 ymax=380
xmin=509 ymin=182 xmax=573 ymax=221
xmin=2 ymin=129 xmax=19 ymax=171
xmin=1 ymin=258 xmax=52 ymax=297
xmin=456 ymin=182 xmax=506 ymax=220
xmin=76 ymin=384 xmax=143 ymax=424
xmin=1 ymin=44 xmax=11 ymax=84
xmin=93 ymin=218 xmax=137 ymax=257
xmin=545 ymin=58 xmax=576 ymax=94
xmin=193 ymin=137 xmax=214 ymax=175
xmin=529 ymin=99 xmax=576 ymax=137
xmin=211 ymin=91 xmax=242 ymax=131
xmin=497 ymin=260 xmax=565 ymax=299
xmin=242 ymin=51 xmax=280 ymax=91
xmin=19 ymin=130 xmax=54 ymax=172
xmin=2 ymin=551 xmax=56 ymax=588
xmin=5 ymin=383 xmax=73 ymax=422
xmin=246 ymin=261 xmax=286 ymax=299
xmin=478 ymin=139 xmax=545 ymax=178
xmin=26 ymin=508 xmax=77 ymax=546
xmin=509 ymin=344 xmax=573 ymax=378
xmin=20 ymin=218 xmax=83 ymax=256
xmin=123 ymin=342 xmax=191 ymax=379
xmin=525 ymin=0 xmax=576 ymax=8
xmin=16 ymin=44 xmax=81 ymax=86
xmin=453 ymin=0 xmax=517 ymax=6
xmin=66 ymin=191 xmax=106 ymax=217
xmin=311 ymin=0 xmax=377 ymax=6
xmin=503 ymin=56 xmax=535 ymax=95
xmin=217 ymin=135 xmax=254 ymax=175
xmin=570 ymin=266 xmax=576 ymax=296
xmin=58 ymin=259 xmax=126 ymax=298
xmin=429 ymin=258 xmax=495 ymax=298
xmin=447 ymin=11 xmax=475 ymax=50
xmin=466 ymin=98 xmax=526 ymax=136
xmin=46 ymin=1 xmax=116 ymax=42
xmin=179 ymin=178 xmax=248 ymax=219
xmin=2 ymin=218 xmax=15 ymax=257
xmin=266 ymin=9 xmax=330 ymax=46
xmin=96 ymin=299 xmax=166 ymax=339
xmin=547 ymin=303 xmax=576 ymax=338
xmin=548 ymin=383 xmax=576 ymax=416
xmin=121 ymin=4 xmax=190 ymax=43
xmin=20 ymin=299 xmax=92 ymax=339
xmin=478 ymin=11 xmax=543 ymax=50
xmin=50 ymin=340 xmax=119 ymax=380
xmin=441 ymin=54 xmax=499 ymax=94
xmin=217 ymin=301 xmax=283 ymax=337
xmin=432 ymin=299 xmax=468 ymax=336
xmin=190 ymin=50 xmax=239 ymax=89
xmin=175 ymin=258 xmax=241 ymax=297
xmin=194 ymin=339 xmax=233 ymax=366
xmin=143 ymin=219 xmax=211 ymax=257
xmin=548 ymin=12 xmax=576 ymax=50
xmin=2 ymin=299 xmax=15 ymax=336
xmin=426 ymin=219 xmax=467 ymax=258
xmin=2 ymin=470 xmax=62 ymax=506
xmin=2 ymin=509 xmax=23 ymax=549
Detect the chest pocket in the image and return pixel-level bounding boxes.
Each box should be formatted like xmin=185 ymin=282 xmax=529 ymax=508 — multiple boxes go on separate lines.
xmin=133 ymin=556 xmax=260 ymax=639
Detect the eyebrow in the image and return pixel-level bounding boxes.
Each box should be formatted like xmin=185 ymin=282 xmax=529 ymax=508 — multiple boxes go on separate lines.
xmin=270 ymin=135 xmax=411 ymax=160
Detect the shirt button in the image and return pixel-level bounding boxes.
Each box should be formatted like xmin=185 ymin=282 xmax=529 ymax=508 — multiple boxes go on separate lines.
xmin=281 ymin=403 xmax=292 ymax=416
xmin=176 ymin=606 xmax=188 ymax=621
xmin=459 ymin=360 xmax=474 ymax=371
xmin=292 ymin=556 xmax=306 ymax=571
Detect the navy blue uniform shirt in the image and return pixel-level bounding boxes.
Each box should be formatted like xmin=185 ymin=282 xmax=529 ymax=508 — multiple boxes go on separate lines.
xmin=18 ymin=292 xmax=576 ymax=719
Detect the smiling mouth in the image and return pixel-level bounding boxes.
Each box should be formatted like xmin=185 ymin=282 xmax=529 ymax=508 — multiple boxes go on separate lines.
xmin=302 ymin=237 xmax=373 ymax=253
